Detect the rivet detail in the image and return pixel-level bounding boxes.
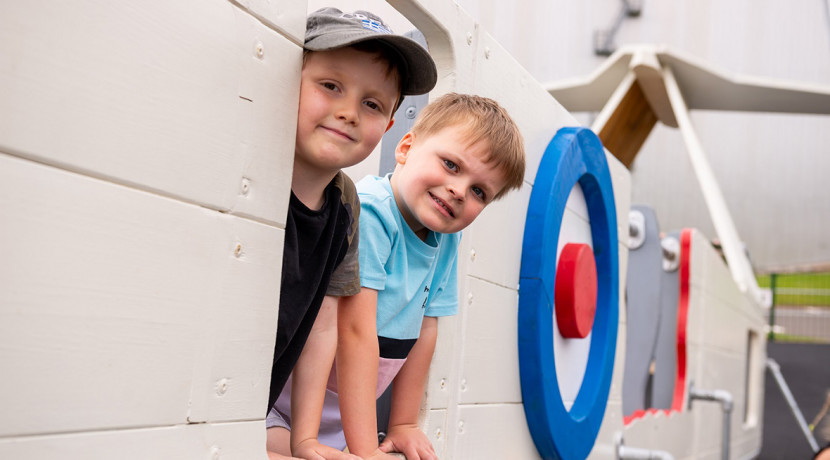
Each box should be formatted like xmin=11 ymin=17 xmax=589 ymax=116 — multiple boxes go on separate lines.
xmin=240 ymin=177 xmax=251 ymax=196
xmin=216 ymin=378 xmax=229 ymax=396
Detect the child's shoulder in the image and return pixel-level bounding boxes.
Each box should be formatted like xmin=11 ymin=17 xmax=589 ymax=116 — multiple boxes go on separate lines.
xmin=355 ymin=175 xmax=401 ymax=233
xmin=332 ymin=170 xmax=357 ymax=204
xmin=356 ymin=175 xmax=395 ymax=208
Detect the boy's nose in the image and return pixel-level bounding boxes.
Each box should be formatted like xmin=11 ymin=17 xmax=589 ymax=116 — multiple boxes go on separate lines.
xmin=447 ymin=183 xmax=465 ymax=202
xmin=335 ymin=99 xmax=359 ymax=124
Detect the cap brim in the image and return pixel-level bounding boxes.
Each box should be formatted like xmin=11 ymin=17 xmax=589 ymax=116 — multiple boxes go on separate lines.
xmin=305 ymin=31 xmax=437 ymax=95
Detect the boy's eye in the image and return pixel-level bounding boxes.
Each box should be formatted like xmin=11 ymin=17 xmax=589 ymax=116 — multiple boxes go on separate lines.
xmin=321 ymin=82 xmax=339 ymax=91
xmin=472 ymin=186 xmax=486 ymax=200
xmin=443 ymin=159 xmax=458 ymax=171
xmin=363 ymin=100 xmax=381 ymax=112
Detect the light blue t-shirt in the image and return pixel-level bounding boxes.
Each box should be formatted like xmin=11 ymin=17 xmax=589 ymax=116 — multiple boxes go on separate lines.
xmin=356 ymin=175 xmax=459 ymax=341
xmin=265 ymin=175 xmax=461 ymax=446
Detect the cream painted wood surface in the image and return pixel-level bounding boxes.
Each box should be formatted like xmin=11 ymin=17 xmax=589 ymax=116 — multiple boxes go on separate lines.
xmin=452 ymin=404 xmax=540 ymax=459
xmin=0 ymin=0 xmax=300 ymax=226
xmin=456 ymin=277 xmax=522 ymax=405
xmin=0 ymin=420 xmax=266 ymax=460
xmin=0 ymin=151 xmax=283 ymax=434
xmin=0 ymin=0 xmax=301 ymax=458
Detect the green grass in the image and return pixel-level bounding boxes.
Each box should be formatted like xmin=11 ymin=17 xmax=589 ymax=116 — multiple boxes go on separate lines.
xmin=768 ymin=332 xmax=830 ymax=344
xmin=757 ymin=271 xmax=830 ymax=288
xmin=757 ymin=271 xmax=830 ymax=307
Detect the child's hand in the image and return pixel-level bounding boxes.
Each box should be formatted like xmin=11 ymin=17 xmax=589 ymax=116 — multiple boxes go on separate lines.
xmin=363 ymin=448 xmax=405 ymax=460
xmin=378 ymin=424 xmax=438 ymax=460
xmin=267 ymin=451 xmax=302 ymax=460
xmin=293 ymin=438 xmax=362 ymax=460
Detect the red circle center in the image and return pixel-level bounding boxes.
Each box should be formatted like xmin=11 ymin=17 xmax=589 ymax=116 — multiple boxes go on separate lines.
xmin=554 ymin=243 xmax=598 ymax=339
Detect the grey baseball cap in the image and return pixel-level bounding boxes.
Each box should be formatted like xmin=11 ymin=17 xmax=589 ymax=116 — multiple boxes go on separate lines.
xmin=305 ymin=7 xmax=438 ymax=95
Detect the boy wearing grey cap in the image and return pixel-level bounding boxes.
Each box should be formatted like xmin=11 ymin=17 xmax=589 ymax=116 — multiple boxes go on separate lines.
xmin=266 ymin=7 xmax=436 ymax=460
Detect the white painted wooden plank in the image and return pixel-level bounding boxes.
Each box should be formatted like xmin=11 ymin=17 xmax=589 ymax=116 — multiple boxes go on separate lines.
xmin=235 ymin=0 xmax=307 ymax=44
xmin=623 ymin=409 xmax=698 ymax=459
xmin=587 ymin=399 xmax=623 ymax=460
xmin=0 ymin=420 xmax=268 ymax=460
xmin=454 ymin=403 xmax=539 ymax=460
xmin=693 ymin=288 xmax=742 ymax=352
xmin=470 ymin=32 xmax=579 ymax=189
xmin=0 ymin=0 xmax=299 ymax=226
xmin=608 ymin=151 xmax=632 ymax=256
xmin=187 ymin=217 xmax=284 ymax=423
xmin=0 ymin=153 xmax=282 ymax=436
xmin=457 ymin=278 xmax=521 ymax=404
xmin=399 ymin=0 xmax=479 ymax=97
xmin=464 ymin=184 xmax=528 ymax=290
xmin=421 ymin=409 xmax=448 ymax=459
xmin=424 ymin=314 xmax=459 ymax=411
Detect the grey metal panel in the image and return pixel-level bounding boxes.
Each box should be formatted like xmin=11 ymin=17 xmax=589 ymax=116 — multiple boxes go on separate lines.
xmin=622 ymin=205 xmax=664 ymax=416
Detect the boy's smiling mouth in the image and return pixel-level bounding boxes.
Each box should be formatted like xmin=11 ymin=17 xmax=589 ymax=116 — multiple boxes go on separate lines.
xmin=429 ymin=192 xmax=454 ymax=218
xmin=321 ymin=125 xmax=355 ymax=142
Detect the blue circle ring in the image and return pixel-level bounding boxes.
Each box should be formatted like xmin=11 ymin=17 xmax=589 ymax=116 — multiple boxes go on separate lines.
xmin=519 ymin=127 xmax=619 ymax=460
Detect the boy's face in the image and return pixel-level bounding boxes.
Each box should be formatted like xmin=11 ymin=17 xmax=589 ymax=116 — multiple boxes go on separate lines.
xmin=390 ymin=126 xmax=506 ymax=240
xmin=294 ymin=47 xmax=398 ymax=177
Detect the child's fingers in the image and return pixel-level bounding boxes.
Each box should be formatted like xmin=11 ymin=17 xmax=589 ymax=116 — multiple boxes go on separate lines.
xmin=379 ymin=437 xmax=435 ymax=460
xmin=324 ymin=446 xmax=360 ymax=460
xmin=404 ymin=445 xmax=437 ymax=460
xmin=377 ymin=438 xmax=392 ymax=452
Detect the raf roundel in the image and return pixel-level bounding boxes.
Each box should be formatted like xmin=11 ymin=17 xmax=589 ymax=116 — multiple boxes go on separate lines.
xmin=518 ymin=127 xmax=619 ymax=460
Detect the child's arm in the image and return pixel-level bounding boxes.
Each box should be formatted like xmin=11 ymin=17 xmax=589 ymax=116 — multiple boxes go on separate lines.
xmin=336 ymin=288 xmax=399 ymax=460
xmin=275 ymin=296 xmax=359 ymax=460
xmin=378 ymin=316 xmax=438 ymax=460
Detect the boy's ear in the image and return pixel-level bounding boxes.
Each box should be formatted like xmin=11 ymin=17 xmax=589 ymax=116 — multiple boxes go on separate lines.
xmin=394 ymin=132 xmax=414 ymax=165
xmin=385 ymin=117 xmax=395 ymax=133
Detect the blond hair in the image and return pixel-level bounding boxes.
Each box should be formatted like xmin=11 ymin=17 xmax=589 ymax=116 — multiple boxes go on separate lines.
xmin=411 ymin=93 xmax=525 ymax=199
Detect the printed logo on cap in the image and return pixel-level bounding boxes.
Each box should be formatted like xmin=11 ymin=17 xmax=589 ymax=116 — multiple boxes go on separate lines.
xmin=339 ymin=12 xmax=392 ymax=34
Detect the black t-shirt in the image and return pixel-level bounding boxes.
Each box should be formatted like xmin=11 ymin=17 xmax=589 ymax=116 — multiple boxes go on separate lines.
xmin=268 ymin=172 xmax=360 ymax=411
